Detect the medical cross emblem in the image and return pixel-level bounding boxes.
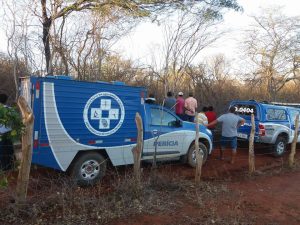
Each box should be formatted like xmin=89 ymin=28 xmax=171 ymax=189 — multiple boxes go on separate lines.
xmin=91 ymin=99 xmax=120 ymax=129
xmin=83 ymin=92 xmax=125 ymax=136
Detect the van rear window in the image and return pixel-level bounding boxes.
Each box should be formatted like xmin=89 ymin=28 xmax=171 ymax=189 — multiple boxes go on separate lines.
xmin=233 ymin=104 xmax=257 ymax=116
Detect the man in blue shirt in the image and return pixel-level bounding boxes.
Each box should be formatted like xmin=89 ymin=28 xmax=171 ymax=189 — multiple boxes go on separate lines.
xmin=206 ymin=106 xmax=245 ymax=164
xmin=164 ymin=91 xmax=176 ymax=112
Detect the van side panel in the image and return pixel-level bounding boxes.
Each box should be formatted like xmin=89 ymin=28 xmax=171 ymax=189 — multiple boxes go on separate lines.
xmin=32 ymin=77 xmax=146 ymax=171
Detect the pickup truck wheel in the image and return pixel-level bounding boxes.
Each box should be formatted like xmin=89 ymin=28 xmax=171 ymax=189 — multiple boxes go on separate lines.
xmin=187 ymin=142 xmax=208 ymax=167
xmin=70 ymin=152 xmax=107 ymax=186
xmin=273 ymin=136 xmax=287 ymax=157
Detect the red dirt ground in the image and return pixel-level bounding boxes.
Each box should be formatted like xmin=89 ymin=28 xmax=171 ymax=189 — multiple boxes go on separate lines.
xmin=111 ymin=147 xmax=300 ymax=225
xmin=1 ymin=146 xmax=300 ymax=225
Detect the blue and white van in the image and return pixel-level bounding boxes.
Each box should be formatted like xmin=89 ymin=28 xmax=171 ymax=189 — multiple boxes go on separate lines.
xmin=229 ymin=100 xmax=300 ymax=157
xmin=20 ymin=76 xmax=213 ymax=185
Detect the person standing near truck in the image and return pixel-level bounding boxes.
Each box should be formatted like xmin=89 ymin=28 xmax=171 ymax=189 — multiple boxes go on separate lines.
xmin=164 ymin=91 xmax=176 ymax=111
xmin=205 ymin=106 xmax=217 ymax=130
xmin=195 ymin=106 xmax=208 ymax=125
xmin=176 ymin=92 xmax=185 ymax=120
xmin=184 ymin=92 xmax=198 ymax=122
xmin=205 ymin=106 xmax=245 ymax=164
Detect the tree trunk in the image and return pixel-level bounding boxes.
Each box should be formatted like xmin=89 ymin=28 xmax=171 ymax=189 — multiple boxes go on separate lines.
xmin=16 ymin=96 xmax=34 ymax=203
xmin=41 ymin=0 xmax=52 ymax=74
xmin=249 ymin=113 xmax=255 ymax=174
xmin=132 ymin=112 xmax=143 ymax=188
xmin=289 ymin=114 xmax=299 ymax=167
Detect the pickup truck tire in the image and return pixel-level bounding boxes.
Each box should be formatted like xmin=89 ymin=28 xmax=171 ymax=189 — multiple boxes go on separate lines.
xmin=187 ymin=142 xmax=208 ymax=167
xmin=273 ymin=136 xmax=287 ymax=157
xmin=70 ymin=152 xmax=107 ymax=186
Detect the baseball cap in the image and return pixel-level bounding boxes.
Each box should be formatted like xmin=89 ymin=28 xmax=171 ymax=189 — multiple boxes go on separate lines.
xmin=178 ymin=92 xmax=183 ymax=96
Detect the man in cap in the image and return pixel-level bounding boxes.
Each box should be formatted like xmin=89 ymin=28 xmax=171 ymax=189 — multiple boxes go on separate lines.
xmin=176 ymin=92 xmax=185 ymax=120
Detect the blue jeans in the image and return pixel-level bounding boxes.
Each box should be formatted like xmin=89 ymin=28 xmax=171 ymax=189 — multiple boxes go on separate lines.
xmin=220 ymin=136 xmax=237 ymax=151
xmin=176 ymin=114 xmax=185 ymax=120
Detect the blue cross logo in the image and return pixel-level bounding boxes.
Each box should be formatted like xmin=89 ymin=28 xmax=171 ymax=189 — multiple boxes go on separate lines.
xmin=83 ymin=92 xmax=125 ymax=136
xmin=90 ymin=99 xmax=119 ymax=129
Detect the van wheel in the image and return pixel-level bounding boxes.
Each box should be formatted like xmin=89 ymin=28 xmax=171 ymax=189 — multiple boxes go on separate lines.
xmin=187 ymin=142 xmax=208 ymax=167
xmin=70 ymin=152 xmax=107 ymax=186
xmin=273 ymin=136 xmax=287 ymax=157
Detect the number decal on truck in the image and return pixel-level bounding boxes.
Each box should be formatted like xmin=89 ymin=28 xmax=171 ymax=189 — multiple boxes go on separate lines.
xmin=235 ymin=106 xmax=254 ymax=114
xmin=83 ymin=92 xmax=125 ymax=136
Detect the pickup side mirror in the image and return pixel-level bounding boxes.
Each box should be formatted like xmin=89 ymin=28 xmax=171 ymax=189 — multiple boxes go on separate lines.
xmin=168 ymin=120 xmax=182 ymax=127
xmin=175 ymin=119 xmax=182 ymax=127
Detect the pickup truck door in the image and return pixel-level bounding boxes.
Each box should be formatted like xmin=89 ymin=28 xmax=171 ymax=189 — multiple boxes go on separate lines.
xmin=143 ymin=106 xmax=185 ymax=159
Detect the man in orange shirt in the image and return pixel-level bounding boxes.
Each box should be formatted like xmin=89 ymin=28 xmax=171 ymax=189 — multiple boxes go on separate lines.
xmin=184 ymin=92 xmax=198 ymax=122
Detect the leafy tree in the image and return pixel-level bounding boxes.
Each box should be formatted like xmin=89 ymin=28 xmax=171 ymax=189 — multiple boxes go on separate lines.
xmin=0 ymin=53 xmax=30 ymax=104
xmin=243 ymin=7 xmax=300 ymax=101
xmin=39 ymin=0 xmax=241 ymax=74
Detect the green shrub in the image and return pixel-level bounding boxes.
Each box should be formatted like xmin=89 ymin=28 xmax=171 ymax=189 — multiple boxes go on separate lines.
xmin=0 ymin=104 xmax=24 ymax=141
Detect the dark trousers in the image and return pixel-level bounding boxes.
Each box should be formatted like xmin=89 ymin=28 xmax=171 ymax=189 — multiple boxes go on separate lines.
xmin=176 ymin=114 xmax=185 ymax=120
xmin=185 ymin=115 xmax=195 ymax=122
xmin=0 ymin=138 xmax=14 ymax=170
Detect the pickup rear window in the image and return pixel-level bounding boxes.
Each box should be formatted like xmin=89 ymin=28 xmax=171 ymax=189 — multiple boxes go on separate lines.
xmin=232 ymin=104 xmax=257 ymax=116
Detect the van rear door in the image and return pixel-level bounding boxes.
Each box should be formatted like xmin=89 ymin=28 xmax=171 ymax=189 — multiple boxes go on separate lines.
xmin=230 ymin=102 xmax=259 ymax=140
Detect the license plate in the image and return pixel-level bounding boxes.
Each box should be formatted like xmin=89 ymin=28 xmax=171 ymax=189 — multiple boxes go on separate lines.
xmin=237 ymin=133 xmax=248 ymax=139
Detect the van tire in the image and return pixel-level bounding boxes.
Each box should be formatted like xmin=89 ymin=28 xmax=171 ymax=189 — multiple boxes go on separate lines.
xmin=187 ymin=142 xmax=208 ymax=167
xmin=273 ymin=136 xmax=287 ymax=157
xmin=70 ymin=152 xmax=107 ymax=186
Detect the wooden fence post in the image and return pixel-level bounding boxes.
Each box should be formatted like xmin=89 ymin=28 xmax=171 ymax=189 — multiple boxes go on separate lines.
xmin=16 ymin=96 xmax=34 ymax=203
xmin=132 ymin=112 xmax=143 ymax=187
xmin=289 ymin=114 xmax=299 ymax=168
xmin=195 ymin=113 xmax=203 ymax=184
xmin=249 ymin=113 xmax=255 ymax=174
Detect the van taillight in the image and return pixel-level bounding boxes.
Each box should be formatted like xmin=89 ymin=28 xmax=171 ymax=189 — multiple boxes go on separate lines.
xmin=36 ymin=81 xmax=40 ymax=90
xmin=259 ymin=123 xmax=265 ymax=136
xmin=35 ymin=81 xmax=40 ymax=98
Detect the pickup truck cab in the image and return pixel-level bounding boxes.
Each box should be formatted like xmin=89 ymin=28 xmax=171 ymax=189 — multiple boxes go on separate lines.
xmin=20 ymin=76 xmax=213 ymax=185
xmin=230 ymin=100 xmax=300 ymax=157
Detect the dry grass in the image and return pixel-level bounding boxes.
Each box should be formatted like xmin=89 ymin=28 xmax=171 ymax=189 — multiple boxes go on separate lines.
xmin=0 ymin=171 xmax=187 ymax=225
xmin=0 ymin=159 xmax=299 ymax=225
